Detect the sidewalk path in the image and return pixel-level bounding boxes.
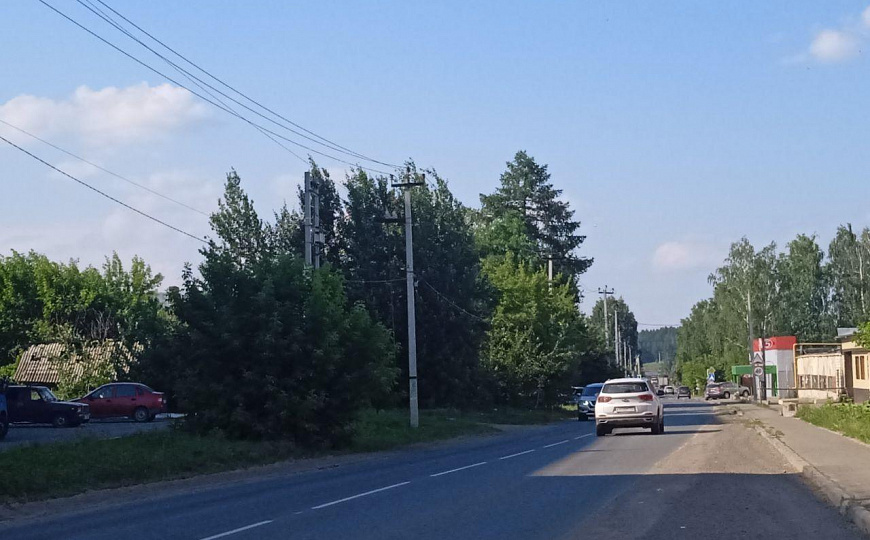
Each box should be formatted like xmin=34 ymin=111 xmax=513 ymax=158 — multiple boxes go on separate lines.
xmin=738 ymin=402 xmax=870 ymax=536
xmin=740 ymin=403 xmax=870 ymax=502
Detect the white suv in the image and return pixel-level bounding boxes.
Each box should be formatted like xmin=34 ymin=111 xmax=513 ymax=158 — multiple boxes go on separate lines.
xmin=594 ymin=378 xmax=664 ymax=436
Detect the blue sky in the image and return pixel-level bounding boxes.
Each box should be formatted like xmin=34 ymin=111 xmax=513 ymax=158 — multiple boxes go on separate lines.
xmin=1 ymin=1 xmax=869 ymax=325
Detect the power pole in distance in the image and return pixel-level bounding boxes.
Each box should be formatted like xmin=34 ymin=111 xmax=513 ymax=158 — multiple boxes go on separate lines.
xmin=312 ymin=172 xmax=322 ymax=269
xmin=303 ymin=171 xmax=312 ymax=266
xmin=614 ymin=312 xmax=620 ymax=369
xmin=392 ymin=168 xmax=425 ymax=428
xmin=598 ymin=286 xmax=614 ymax=343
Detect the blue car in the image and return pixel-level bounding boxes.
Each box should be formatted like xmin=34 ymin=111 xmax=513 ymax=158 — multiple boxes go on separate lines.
xmin=577 ymin=383 xmax=604 ymax=421
xmin=0 ymin=377 xmax=8 ymax=440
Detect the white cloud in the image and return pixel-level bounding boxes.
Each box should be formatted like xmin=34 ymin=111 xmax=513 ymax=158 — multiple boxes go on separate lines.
xmin=0 ymin=168 xmax=219 ymax=287
xmin=809 ymin=29 xmax=860 ymax=62
xmin=652 ymin=241 xmax=724 ymax=272
xmin=801 ymin=5 xmax=870 ymax=64
xmin=0 ymin=83 xmax=209 ymax=146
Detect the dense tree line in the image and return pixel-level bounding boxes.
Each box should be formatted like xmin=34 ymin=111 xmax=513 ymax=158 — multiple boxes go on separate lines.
xmin=0 ymin=251 xmax=166 ymax=394
xmin=676 ymin=227 xmax=870 ymax=390
xmin=638 ymin=327 xmax=677 ymax=369
xmin=2 ymin=151 xmax=635 ymax=446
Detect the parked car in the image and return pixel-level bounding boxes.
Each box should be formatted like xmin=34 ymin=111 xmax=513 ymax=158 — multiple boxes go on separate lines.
xmin=594 ymin=378 xmax=664 ymax=436
xmin=570 ymin=386 xmax=585 ymax=405
xmin=663 ymin=385 xmax=675 ymax=395
xmin=716 ymin=381 xmax=750 ymax=399
xmin=676 ymin=386 xmax=691 ymax=399
xmin=577 ymin=383 xmax=604 ymax=421
xmin=75 ymin=382 xmax=165 ymax=422
xmin=5 ymin=385 xmax=90 ymax=427
xmin=0 ymin=377 xmax=8 ymax=440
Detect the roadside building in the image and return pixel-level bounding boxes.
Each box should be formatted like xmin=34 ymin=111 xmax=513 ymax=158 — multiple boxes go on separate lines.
xmin=753 ymin=336 xmax=797 ymax=397
xmin=794 ymin=342 xmax=845 ymax=402
xmin=13 ymin=341 xmax=132 ymax=389
xmin=837 ymin=328 xmax=870 ymax=403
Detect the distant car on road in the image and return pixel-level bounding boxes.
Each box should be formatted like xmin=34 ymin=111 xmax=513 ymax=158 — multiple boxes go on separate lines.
xmin=5 ymin=385 xmax=90 ymax=427
xmin=676 ymin=386 xmax=691 ymax=399
xmin=75 ymin=383 xmax=166 ymax=422
xmin=577 ymin=383 xmax=604 ymax=421
xmin=594 ymin=378 xmax=664 ymax=436
xmin=663 ymin=385 xmax=675 ymax=395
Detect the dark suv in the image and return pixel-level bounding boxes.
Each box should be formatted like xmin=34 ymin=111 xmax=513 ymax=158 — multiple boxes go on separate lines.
xmin=0 ymin=377 xmax=8 ymax=440
xmin=5 ymin=385 xmax=90 ymax=427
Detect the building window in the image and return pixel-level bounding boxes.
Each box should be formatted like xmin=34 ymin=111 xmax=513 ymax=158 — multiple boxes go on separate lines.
xmin=856 ymin=356 xmax=867 ymax=381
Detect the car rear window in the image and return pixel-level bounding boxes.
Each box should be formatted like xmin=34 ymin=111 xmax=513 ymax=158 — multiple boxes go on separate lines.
xmin=602 ymin=382 xmax=649 ymax=394
xmin=581 ymin=386 xmax=602 ymax=397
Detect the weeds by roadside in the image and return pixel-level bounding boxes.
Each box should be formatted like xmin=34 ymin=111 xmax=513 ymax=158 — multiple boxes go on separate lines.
xmin=797 ymin=402 xmax=870 ymax=444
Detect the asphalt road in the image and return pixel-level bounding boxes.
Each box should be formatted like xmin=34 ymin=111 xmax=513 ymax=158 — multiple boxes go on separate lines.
xmin=1 ymin=417 xmax=172 ymax=451
xmin=1 ymin=399 xmax=861 ymax=540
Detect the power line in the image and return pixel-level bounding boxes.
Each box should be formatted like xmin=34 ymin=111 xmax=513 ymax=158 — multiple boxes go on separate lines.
xmin=345 ymin=278 xmax=405 ymax=284
xmin=90 ymin=0 xmax=398 ymax=169
xmin=419 ymin=278 xmax=489 ymax=323
xmin=37 ymin=0 xmax=393 ymax=175
xmin=0 ymin=133 xmax=206 ymax=243
xmin=74 ymin=0 xmax=311 ymax=169
xmin=0 ymin=118 xmax=209 ymax=217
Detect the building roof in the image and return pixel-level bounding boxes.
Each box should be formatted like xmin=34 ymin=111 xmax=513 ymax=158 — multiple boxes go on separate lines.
xmin=837 ymin=328 xmax=858 ymax=340
xmin=13 ymin=342 xmax=133 ymax=386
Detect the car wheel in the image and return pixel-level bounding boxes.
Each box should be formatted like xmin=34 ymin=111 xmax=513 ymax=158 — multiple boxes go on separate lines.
xmin=651 ymin=416 xmax=662 ymax=434
xmin=596 ymin=424 xmax=607 ymax=437
xmin=741 ymin=390 xmax=750 ymax=398
xmin=0 ymin=415 xmax=8 ymax=440
xmin=52 ymin=414 xmax=69 ymax=428
xmin=133 ymin=407 xmax=149 ymax=423
xmin=723 ymin=391 xmax=731 ymax=399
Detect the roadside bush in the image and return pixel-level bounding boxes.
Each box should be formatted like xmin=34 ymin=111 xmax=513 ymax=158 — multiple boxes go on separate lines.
xmin=167 ymin=253 xmax=397 ymax=447
xmin=797 ymin=402 xmax=870 ymax=444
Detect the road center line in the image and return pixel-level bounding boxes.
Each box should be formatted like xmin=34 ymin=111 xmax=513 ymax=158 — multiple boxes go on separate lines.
xmin=542 ymin=439 xmax=569 ymax=448
xmin=430 ymin=461 xmax=487 ymax=477
xmin=312 ymin=481 xmax=411 ymax=509
xmin=199 ymin=520 xmax=273 ymax=540
xmin=575 ymin=434 xmax=593 ymax=440
xmin=498 ymin=449 xmax=535 ymax=460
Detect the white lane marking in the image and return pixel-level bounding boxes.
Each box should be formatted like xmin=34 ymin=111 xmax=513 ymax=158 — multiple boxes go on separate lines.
xmin=430 ymin=461 xmax=487 ymax=477
xmin=542 ymin=439 xmax=569 ymax=448
xmin=312 ymin=481 xmax=411 ymax=509
xmin=199 ymin=521 xmax=273 ymax=540
xmin=498 ymin=449 xmax=535 ymax=460
xmin=575 ymin=434 xmax=593 ymax=440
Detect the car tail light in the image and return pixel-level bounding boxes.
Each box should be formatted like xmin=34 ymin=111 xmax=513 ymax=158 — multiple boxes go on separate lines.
xmin=638 ymin=393 xmax=654 ymax=401
xmin=598 ymin=396 xmax=612 ymax=403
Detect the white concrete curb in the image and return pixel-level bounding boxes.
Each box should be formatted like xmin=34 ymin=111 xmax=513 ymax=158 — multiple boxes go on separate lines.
xmin=748 ymin=416 xmax=870 ymax=536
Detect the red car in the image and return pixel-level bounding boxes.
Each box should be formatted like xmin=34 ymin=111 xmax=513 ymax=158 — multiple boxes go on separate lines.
xmin=76 ymin=383 xmax=165 ymax=422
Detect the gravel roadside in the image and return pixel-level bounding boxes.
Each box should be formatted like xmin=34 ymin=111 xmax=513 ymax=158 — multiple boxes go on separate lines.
xmin=571 ymin=411 xmax=863 ymax=539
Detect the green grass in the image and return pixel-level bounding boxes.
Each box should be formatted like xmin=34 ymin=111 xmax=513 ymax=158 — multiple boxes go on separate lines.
xmin=0 ymin=430 xmax=299 ymax=503
xmin=350 ymin=409 xmax=499 ymax=452
xmin=0 ymin=406 xmax=571 ymax=503
xmin=797 ymin=402 xmax=870 ymax=444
